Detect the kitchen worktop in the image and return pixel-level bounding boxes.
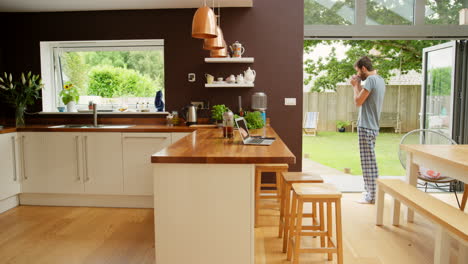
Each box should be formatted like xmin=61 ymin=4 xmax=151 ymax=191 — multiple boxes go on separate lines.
xmin=1 ymin=125 xmax=196 ymax=133
xmin=151 ymin=126 xmax=296 ymax=164
xmin=0 ymin=127 xmax=17 ymax=134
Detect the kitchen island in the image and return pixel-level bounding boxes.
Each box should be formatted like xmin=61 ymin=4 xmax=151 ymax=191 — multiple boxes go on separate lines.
xmin=152 ymin=126 xmax=295 ymax=264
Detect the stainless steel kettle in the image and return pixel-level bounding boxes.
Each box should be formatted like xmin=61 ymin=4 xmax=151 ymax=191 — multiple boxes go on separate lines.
xmin=181 ymin=104 xmax=198 ymax=126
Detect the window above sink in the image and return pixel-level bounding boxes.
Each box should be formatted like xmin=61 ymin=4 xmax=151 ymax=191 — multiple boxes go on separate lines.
xmin=40 ymin=39 xmax=165 ymax=113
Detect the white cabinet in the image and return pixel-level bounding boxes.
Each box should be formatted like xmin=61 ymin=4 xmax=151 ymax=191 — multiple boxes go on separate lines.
xmin=122 ymin=133 xmax=172 ymax=195
xmin=171 ymin=132 xmax=190 ymax=144
xmin=21 ymin=132 xmax=84 ymax=194
xmin=83 ymin=133 xmax=123 ymax=194
xmin=0 ymin=133 xmax=21 ymax=200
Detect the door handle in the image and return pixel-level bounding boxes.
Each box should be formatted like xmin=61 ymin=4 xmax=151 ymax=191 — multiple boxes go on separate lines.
xmin=21 ymin=135 xmax=27 ymax=180
xmin=11 ymin=136 xmax=17 ymax=181
xmin=75 ymin=136 xmax=81 ymax=182
xmin=84 ymin=136 xmax=90 ymax=182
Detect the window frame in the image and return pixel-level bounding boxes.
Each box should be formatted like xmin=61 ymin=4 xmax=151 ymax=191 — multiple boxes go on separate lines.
xmin=40 ymin=39 xmax=164 ymax=112
xmin=304 ymin=0 xmax=468 ymax=39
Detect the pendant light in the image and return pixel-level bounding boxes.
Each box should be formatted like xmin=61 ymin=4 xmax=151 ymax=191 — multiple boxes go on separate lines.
xmin=210 ymin=40 xmax=228 ymax=57
xmin=203 ymin=2 xmax=224 ymax=50
xmin=192 ymin=0 xmax=217 ymax=39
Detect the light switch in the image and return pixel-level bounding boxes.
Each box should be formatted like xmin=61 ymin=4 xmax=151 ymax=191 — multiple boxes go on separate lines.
xmin=188 ymin=73 xmax=196 ymax=82
xmin=285 ymin=98 xmax=296 ymax=106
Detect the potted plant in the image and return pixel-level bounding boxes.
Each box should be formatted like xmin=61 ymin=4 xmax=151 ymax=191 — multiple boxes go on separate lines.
xmin=0 ymin=72 xmax=43 ymax=127
xmin=211 ymin=104 xmax=230 ymax=127
xmin=244 ymin=111 xmax=265 ymax=129
xmin=336 ymin=120 xmax=350 ymax=132
xmin=60 ymin=81 xmax=80 ymax=112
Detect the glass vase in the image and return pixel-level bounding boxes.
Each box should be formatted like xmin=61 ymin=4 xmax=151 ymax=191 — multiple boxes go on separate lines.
xmin=15 ymin=104 xmax=26 ymax=127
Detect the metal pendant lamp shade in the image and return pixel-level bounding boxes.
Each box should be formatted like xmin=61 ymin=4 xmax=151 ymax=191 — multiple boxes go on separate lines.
xmin=203 ymin=26 xmax=225 ymax=50
xmin=210 ymin=41 xmax=228 ymax=57
xmin=192 ymin=6 xmax=217 ymax=39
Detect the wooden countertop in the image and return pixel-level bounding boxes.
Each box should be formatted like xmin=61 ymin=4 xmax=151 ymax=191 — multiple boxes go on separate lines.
xmin=0 ymin=127 xmax=17 ymax=134
xmin=151 ymin=126 xmax=296 ymax=164
xmin=4 ymin=125 xmax=195 ymax=133
xmin=400 ymin=144 xmax=468 ymax=172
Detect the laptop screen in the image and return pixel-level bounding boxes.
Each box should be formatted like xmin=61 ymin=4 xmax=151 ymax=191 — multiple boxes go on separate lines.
xmin=235 ymin=117 xmax=250 ymax=140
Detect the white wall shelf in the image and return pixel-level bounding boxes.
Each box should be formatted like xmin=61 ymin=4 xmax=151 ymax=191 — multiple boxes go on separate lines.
xmin=204 ymin=57 xmax=254 ymax=63
xmin=205 ymin=83 xmax=254 ymax=88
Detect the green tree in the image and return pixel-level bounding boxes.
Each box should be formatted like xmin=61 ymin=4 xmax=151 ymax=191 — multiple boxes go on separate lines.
xmin=428 ymin=67 xmax=452 ymax=96
xmin=127 ymin=51 xmax=164 ymax=88
xmin=304 ymin=40 xmax=448 ymax=92
xmin=304 ymin=0 xmax=354 ymax=25
xmin=425 ymin=0 xmax=463 ymax=24
xmin=61 ymin=52 xmax=89 ymax=94
xmin=304 ymin=0 xmax=462 ymax=25
xmin=84 ymin=51 xmax=130 ymax=69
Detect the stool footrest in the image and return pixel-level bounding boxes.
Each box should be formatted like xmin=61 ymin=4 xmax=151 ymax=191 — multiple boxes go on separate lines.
xmin=261 ymin=184 xmax=277 ymax=188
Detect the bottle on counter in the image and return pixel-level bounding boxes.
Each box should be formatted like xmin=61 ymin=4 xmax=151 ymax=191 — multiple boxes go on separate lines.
xmin=172 ymin=111 xmax=179 ymax=125
xmin=166 ymin=113 xmax=174 ymax=127
xmin=222 ymin=110 xmax=234 ymax=139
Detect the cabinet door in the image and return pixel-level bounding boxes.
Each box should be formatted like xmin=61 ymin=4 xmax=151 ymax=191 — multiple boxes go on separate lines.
xmin=122 ymin=133 xmax=171 ymax=195
xmin=0 ymin=133 xmax=21 ymax=200
xmin=82 ymin=133 xmax=123 ymax=195
xmin=172 ymin=132 xmax=191 ymax=144
xmin=21 ymin=132 xmax=84 ymax=194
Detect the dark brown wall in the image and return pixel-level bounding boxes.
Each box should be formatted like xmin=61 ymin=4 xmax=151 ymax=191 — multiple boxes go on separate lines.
xmin=0 ymin=0 xmax=304 ymax=171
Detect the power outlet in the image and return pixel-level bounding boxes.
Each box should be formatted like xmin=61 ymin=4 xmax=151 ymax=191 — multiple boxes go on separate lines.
xmin=284 ymin=98 xmax=296 ymax=106
xmin=188 ymin=73 xmax=196 ymax=82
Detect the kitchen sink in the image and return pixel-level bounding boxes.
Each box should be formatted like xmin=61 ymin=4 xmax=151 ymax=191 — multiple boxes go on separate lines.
xmin=48 ymin=124 xmax=135 ymax=129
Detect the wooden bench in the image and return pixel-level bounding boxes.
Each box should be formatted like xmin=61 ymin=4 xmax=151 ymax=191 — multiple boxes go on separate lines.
xmin=376 ymin=179 xmax=468 ymax=264
xmin=350 ymin=112 xmax=401 ymax=133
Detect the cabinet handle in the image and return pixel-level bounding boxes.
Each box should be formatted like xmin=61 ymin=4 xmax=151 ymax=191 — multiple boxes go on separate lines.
xmin=75 ymin=136 xmax=80 ymax=182
xmin=84 ymin=136 xmax=89 ymax=182
xmin=21 ymin=135 xmax=27 ymax=180
xmin=11 ymin=136 xmax=17 ymax=181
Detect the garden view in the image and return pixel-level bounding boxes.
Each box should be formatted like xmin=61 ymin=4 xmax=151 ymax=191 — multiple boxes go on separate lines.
xmin=59 ymin=50 xmax=164 ymax=106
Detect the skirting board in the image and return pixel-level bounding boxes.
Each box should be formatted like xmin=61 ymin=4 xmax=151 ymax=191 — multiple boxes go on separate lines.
xmin=0 ymin=195 xmax=20 ymax=214
xmin=19 ymin=193 xmax=153 ymax=208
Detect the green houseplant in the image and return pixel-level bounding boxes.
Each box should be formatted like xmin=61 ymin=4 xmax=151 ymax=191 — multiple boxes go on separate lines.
xmin=59 ymin=81 xmax=80 ymax=112
xmin=336 ymin=120 xmax=350 ymax=132
xmin=211 ymin=104 xmax=230 ymax=125
xmin=244 ymin=111 xmax=264 ymax=129
xmin=0 ymin=72 xmax=43 ymax=127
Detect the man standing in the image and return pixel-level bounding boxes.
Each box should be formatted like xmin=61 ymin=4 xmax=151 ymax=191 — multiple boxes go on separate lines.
xmin=350 ymin=56 xmax=385 ymax=204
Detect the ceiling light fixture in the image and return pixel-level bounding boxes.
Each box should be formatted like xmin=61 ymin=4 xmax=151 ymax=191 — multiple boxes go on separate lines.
xmin=192 ymin=0 xmax=217 ymax=39
xmin=210 ymin=40 xmax=228 ymax=57
xmin=203 ymin=2 xmax=224 ymax=50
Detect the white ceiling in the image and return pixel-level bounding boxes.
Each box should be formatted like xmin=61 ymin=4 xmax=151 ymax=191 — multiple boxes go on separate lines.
xmin=0 ymin=0 xmax=253 ymax=12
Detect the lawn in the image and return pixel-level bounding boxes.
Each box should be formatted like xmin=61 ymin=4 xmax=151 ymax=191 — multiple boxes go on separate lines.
xmin=303 ymin=132 xmax=406 ymax=176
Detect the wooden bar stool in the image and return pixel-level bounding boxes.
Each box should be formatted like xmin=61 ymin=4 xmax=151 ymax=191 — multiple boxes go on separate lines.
xmin=279 ymin=172 xmax=324 ymax=253
xmin=255 ymin=164 xmax=289 ymax=227
xmin=287 ymin=183 xmax=343 ymax=264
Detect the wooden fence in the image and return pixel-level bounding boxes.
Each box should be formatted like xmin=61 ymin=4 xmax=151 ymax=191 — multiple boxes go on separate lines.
xmin=303 ymin=85 xmax=421 ymax=132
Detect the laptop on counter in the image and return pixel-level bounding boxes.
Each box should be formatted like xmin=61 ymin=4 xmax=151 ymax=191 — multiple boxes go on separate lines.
xmin=235 ymin=117 xmax=276 ymax=146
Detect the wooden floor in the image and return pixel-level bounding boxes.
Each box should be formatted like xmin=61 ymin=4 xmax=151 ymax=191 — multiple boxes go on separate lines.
xmin=0 ymin=193 xmax=465 ymax=264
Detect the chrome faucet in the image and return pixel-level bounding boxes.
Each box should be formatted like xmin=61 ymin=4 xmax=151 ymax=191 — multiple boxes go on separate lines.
xmin=93 ymin=103 xmax=98 ymax=127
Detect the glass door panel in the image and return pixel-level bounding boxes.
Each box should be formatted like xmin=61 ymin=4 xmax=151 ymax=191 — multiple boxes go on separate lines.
xmin=422 ymin=42 xmax=455 ymax=139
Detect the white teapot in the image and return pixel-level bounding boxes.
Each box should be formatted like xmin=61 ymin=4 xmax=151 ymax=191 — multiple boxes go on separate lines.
xmin=244 ymin=67 xmax=256 ymax=84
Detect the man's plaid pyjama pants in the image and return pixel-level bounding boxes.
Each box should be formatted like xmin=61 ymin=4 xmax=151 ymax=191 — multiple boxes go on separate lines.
xmin=358 ymin=127 xmax=379 ymax=201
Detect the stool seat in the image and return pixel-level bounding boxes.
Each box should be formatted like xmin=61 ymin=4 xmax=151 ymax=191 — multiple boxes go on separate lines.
xmin=283 ymin=172 xmax=323 ymax=183
xmin=292 ymin=183 xmax=342 ymax=198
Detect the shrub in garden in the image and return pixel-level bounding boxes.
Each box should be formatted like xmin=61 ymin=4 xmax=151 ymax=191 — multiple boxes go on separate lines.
xmin=88 ymin=65 xmax=159 ymax=97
